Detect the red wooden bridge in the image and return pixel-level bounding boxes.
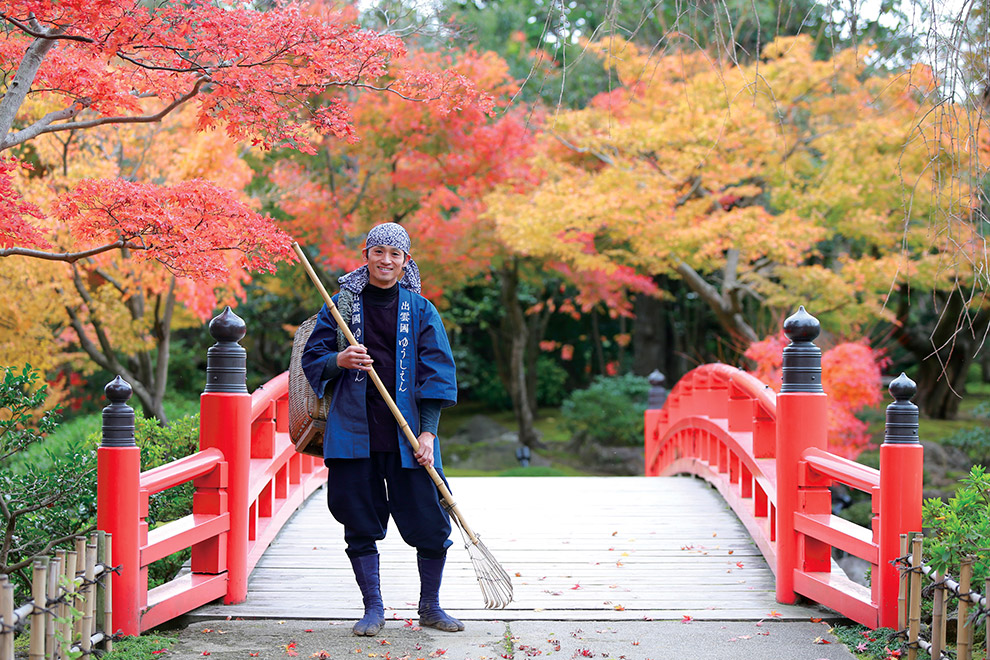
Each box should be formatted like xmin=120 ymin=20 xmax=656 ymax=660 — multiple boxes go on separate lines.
xmin=96 ymin=306 xmax=922 ymax=635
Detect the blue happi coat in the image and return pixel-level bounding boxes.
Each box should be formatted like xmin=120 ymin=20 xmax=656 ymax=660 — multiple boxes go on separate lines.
xmin=301 ymin=287 xmax=458 ymax=469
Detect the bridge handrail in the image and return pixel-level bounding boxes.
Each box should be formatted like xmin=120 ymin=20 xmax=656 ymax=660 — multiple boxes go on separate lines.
xmin=251 ymin=371 xmax=288 ymax=418
xmin=645 ymin=307 xmax=923 ymax=630
xmin=97 ymin=308 xmax=328 ymax=636
xmin=802 ymin=447 xmax=880 ymax=493
xmin=140 ymin=447 xmax=225 ymax=495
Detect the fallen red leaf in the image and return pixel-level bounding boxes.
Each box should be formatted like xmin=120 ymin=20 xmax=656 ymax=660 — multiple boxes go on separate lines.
xmin=201 ymin=653 xmax=211 ymax=657
xmin=571 ymin=584 xmax=582 ymax=590
xmin=681 ymin=615 xmax=693 ymax=624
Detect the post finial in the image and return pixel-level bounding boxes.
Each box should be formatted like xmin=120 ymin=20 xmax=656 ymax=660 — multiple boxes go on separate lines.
xmin=101 ymin=376 xmax=136 ymax=448
xmin=884 ymin=372 xmax=919 ymax=444
xmin=205 ymin=306 xmax=248 ymax=393
xmin=209 ymin=306 xmax=247 ymax=343
xmin=780 ymin=306 xmax=823 ymax=394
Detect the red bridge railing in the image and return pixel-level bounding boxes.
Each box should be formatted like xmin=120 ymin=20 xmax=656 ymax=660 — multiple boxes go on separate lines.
xmin=644 ymin=307 xmax=923 ymax=629
xmin=97 ymin=308 xmax=327 ymax=635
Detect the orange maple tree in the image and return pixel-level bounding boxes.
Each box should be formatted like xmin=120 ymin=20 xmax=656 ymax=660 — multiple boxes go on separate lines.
xmin=485 ymin=35 xmax=988 ymax=347
xmin=0 ymin=0 xmax=486 ymax=271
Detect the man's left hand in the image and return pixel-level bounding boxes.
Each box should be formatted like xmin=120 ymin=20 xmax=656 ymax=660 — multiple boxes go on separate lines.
xmin=415 ymin=432 xmax=436 ymax=467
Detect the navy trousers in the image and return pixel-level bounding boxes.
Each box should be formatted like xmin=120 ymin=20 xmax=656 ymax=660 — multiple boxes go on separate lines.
xmin=326 ymin=452 xmax=453 ymax=559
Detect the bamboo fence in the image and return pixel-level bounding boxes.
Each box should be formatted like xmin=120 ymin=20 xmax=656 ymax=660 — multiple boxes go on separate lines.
xmin=0 ymin=531 xmax=113 ymax=660
xmin=898 ymin=532 xmax=990 ymax=660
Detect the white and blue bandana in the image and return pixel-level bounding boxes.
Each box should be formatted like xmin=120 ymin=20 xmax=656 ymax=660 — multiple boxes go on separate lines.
xmin=335 ymin=223 xmax=422 ymax=350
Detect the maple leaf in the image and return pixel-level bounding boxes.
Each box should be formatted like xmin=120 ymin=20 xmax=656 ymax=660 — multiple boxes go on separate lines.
xmin=768 ymin=610 xmax=782 ymax=618
xmin=681 ymin=615 xmax=692 ymax=624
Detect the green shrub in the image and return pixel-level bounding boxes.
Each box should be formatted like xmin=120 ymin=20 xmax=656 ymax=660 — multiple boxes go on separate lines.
xmin=535 ymin=356 xmax=569 ymax=407
xmin=0 ymin=365 xmax=97 ymax=601
xmin=923 ymin=464 xmax=990 ymax=588
xmin=561 ymin=373 xmax=649 ymax=447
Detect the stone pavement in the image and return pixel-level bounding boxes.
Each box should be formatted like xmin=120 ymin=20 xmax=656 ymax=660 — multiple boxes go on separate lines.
xmin=161 ymin=617 xmax=857 ymax=660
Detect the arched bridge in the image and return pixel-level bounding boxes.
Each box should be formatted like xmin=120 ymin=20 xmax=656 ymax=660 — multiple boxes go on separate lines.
xmin=96 ymin=307 xmax=922 ymax=634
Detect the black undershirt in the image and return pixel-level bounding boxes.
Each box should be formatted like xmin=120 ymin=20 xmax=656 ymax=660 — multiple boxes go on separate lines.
xmin=363 ymin=283 xmax=400 ymax=452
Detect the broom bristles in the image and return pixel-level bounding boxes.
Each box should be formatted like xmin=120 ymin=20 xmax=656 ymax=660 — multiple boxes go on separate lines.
xmin=450 ymin=511 xmax=513 ymax=609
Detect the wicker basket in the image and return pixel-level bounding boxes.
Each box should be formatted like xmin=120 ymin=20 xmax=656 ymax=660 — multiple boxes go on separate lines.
xmin=288 ymin=314 xmax=330 ymax=457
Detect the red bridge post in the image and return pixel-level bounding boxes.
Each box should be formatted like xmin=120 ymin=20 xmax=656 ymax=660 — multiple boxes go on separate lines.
xmin=877 ymin=373 xmax=923 ymax=628
xmin=199 ymin=307 xmax=252 ymax=604
xmin=96 ymin=377 xmax=142 ymax=636
xmin=775 ymin=307 xmax=830 ymax=603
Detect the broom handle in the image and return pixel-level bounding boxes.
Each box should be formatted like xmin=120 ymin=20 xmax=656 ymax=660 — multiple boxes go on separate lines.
xmin=292 ymin=242 xmax=479 ymax=544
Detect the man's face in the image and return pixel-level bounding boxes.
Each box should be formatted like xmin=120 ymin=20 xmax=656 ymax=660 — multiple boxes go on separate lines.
xmin=365 ymin=245 xmax=410 ymax=289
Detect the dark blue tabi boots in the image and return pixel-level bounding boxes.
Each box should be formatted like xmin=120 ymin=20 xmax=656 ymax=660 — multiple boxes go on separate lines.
xmin=417 ymin=555 xmax=465 ymax=632
xmin=349 ymin=554 xmax=386 ymax=636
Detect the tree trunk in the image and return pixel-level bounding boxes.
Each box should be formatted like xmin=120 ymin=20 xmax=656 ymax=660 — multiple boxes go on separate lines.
xmin=674 ymin=255 xmax=759 ymax=345
xmin=497 ymin=261 xmax=542 ymax=449
xmin=631 ymin=277 xmax=690 ymax=382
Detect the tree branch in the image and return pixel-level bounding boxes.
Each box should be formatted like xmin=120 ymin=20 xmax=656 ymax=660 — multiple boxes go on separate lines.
xmin=3 ymin=77 xmax=208 ymax=149
xmin=675 ymin=260 xmax=758 ymax=343
xmin=0 ymin=240 xmax=145 ymax=262
xmin=0 ymin=14 xmax=95 ymax=43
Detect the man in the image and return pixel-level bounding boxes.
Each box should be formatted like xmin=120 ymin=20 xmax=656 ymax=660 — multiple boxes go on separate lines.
xmin=301 ymin=223 xmax=462 ymax=636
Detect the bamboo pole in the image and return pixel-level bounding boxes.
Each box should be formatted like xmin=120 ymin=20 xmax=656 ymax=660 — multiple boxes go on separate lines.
xmin=71 ymin=537 xmax=85 ymax=644
xmin=957 ymin=556 xmax=974 ymax=660
xmin=104 ymin=534 xmax=113 ymax=654
xmin=29 ymin=559 xmax=47 ymax=660
xmin=63 ymin=550 xmax=76 ymax=649
xmin=95 ymin=532 xmax=105 ymax=638
xmin=81 ymin=541 xmax=96 ymax=655
xmin=898 ymin=533 xmax=909 ymax=632
xmin=53 ymin=548 xmax=66 ymax=660
xmin=931 ymin=570 xmax=946 ymax=660
xmin=1 ymin=575 xmax=14 ymax=660
xmin=907 ymin=536 xmax=922 ymax=660
xmin=46 ymin=555 xmax=60 ymax=660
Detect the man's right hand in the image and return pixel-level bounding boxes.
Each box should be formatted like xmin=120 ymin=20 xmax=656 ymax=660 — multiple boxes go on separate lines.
xmin=337 ymin=344 xmax=374 ymax=372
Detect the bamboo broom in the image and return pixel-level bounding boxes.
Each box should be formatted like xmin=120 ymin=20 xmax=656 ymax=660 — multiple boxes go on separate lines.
xmin=292 ymin=242 xmax=513 ymax=609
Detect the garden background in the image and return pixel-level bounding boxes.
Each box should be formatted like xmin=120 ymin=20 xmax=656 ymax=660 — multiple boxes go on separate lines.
xmin=1 ymin=1 xmax=989 ymax=657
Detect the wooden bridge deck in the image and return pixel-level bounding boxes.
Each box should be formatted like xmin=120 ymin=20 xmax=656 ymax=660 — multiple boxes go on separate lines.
xmin=191 ymin=476 xmax=830 ymax=622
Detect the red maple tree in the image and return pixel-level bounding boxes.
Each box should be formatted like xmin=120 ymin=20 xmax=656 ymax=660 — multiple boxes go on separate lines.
xmin=0 ymin=0 xmax=489 ymax=273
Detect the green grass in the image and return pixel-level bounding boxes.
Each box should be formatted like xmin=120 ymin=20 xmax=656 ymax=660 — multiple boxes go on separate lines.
xmin=102 ymin=633 xmax=177 ymax=659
